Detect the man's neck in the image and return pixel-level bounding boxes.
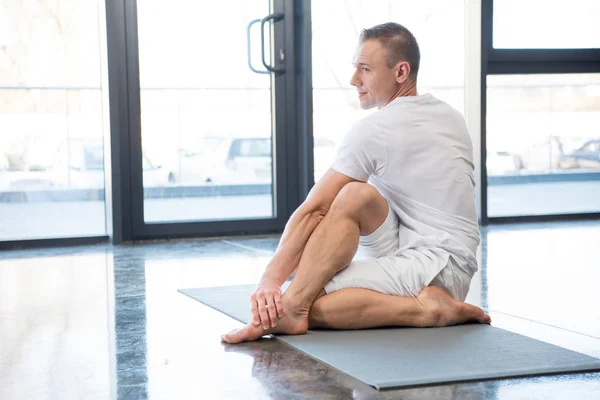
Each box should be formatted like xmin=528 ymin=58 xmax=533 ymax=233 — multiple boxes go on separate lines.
xmin=382 ymin=82 xmax=418 ymax=108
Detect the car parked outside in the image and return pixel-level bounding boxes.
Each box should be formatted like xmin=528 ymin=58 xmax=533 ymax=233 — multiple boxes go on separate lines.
xmin=558 ymin=138 xmax=600 ymax=169
xmin=50 ymin=140 xmax=169 ymax=189
xmin=169 ymin=135 xmax=341 ymax=186
xmin=487 ymin=150 xmax=523 ymax=175
xmin=1 ymin=140 xmax=169 ymax=191
xmin=168 ymin=136 xmax=272 ymax=185
xmin=0 ymin=153 xmax=7 ymax=189
xmin=515 ymin=135 xmax=564 ymax=173
xmin=1 ymin=141 xmax=60 ymax=190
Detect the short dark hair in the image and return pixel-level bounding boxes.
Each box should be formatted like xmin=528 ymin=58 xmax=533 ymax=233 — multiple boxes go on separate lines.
xmin=359 ymin=22 xmax=420 ymax=82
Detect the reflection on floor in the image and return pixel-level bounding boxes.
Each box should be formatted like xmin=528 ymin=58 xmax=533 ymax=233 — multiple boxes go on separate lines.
xmin=1 ymin=221 xmax=600 ymax=399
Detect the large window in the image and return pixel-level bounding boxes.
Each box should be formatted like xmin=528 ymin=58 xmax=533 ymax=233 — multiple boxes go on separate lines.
xmin=4 ymin=1 xmax=599 ymax=244
xmin=0 ymin=1 xmax=108 ymax=240
xmin=493 ymin=0 xmax=600 ymax=49
xmin=483 ymin=0 xmax=600 ymax=222
xmin=486 ymin=74 xmax=600 ymax=217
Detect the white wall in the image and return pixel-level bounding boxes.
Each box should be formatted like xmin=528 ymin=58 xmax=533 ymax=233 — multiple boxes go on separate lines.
xmin=465 ymin=0 xmax=482 ymax=222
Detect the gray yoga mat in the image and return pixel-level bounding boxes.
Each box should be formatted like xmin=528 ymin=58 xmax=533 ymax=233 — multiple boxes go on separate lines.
xmin=179 ymin=285 xmax=600 ymax=390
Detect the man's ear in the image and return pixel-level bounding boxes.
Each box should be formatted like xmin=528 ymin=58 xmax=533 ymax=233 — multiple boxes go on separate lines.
xmin=396 ymin=61 xmax=411 ymax=83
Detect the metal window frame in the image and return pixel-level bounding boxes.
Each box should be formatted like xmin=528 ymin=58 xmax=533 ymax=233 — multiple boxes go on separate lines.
xmin=480 ymin=0 xmax=600 ymax=225
xmin=105 ymin=0 xmax=134 ymax=242
xmin=0 ymin=236 xmax=109 ymax=251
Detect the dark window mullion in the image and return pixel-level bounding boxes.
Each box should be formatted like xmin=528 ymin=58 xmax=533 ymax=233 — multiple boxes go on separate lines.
xmin=488 ymin=61 xmax=600 ymax=75
xmin=489 ymin=48 xmax=600 ymax=64
xmin=124 ymin=0 xmax=145 ymax=236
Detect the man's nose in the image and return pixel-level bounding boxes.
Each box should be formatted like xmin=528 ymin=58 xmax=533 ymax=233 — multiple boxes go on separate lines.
xmin=350 ymin=70 xmax=360 ymax=87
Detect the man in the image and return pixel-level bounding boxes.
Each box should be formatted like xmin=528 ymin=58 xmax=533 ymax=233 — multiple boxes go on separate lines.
xmin=222 ymin=22 xmax=490 ymax=344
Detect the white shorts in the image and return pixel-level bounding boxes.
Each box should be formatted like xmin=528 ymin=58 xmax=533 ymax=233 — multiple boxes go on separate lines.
xmin=323 ymin=205 xmax=472 ymax=301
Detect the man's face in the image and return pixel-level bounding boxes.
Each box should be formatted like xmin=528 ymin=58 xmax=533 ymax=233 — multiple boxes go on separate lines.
xmin=350 ymin=39 xmax=400 ymax=110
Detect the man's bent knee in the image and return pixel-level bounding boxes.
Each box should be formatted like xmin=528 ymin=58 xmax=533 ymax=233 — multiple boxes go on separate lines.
xmin=332 ymin=182 xmax=389 ymax=235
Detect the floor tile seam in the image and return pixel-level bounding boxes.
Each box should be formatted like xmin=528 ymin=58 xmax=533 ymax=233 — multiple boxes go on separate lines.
xmin=489 ymin=308 xmax=600 ymax=340
xmin=220 ymin=239 xmax=274 ymax=255
xmin=114 ymin=293 xmax=146 ymax=299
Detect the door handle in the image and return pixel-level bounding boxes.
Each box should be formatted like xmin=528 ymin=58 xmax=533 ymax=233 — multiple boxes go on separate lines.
xmin=247 ymin=19 xmax=269 ymax=74
xmin=260 ymin=13 xmax=285 ymax=74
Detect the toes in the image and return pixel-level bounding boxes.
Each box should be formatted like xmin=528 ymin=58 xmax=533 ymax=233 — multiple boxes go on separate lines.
xmin=472 ymin=308 xmax=491 ymax=325
xmin=221 ymin=325 xmax=266 ymax=344
xmin=221 ymin=332 xmax=239 ymax=344
xmin=221 ymin=327 xmax=247 ymax=344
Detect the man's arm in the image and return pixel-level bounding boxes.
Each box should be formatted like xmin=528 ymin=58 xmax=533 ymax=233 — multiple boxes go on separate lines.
xmin=250 ymin=169 xmax=360 ymax=327
xmin=264 ymin=169 xmax=359 ymax=283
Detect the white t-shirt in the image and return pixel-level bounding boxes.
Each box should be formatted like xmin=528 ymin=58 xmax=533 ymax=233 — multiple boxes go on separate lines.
xmin=331 ymin=93 xmax=480 ymax=278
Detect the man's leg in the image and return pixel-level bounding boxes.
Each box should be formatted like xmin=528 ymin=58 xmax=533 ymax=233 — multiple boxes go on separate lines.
xmin=308 ymin=287 xmax=491 ymax=330
xmin=222 ymin=182 xmax=490 ymax=343
xmin=222 ymin=182 xmax=389 ymax=343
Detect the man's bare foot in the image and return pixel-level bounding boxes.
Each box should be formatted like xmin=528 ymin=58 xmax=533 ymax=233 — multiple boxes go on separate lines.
xmin=222 ymin=299 xmax=309 ymax=344
xmin=417 ymin=286 xmax=491 ymax=327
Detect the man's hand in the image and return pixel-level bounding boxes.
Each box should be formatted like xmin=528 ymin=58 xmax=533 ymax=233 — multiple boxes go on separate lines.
xmin=250 ymin=278 xmax=284 ymax=330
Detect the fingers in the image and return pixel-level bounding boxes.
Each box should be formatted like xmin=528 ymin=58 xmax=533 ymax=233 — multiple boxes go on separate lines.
xmin=265 ymin=297 xmax=277 ymax=328
xmin=250 ymin=294 xmax=260 ymax=326
xmin=274 ymin=291 xmax=284 ymax=320
xmin=251 ymin=288 xmax=283 ymax=330
xmin=257 ymin=296 xmax=270 ymax=330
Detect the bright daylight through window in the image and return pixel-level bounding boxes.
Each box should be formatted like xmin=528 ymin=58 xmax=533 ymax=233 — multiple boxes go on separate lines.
xmin=0 ymin=1 xmax=108 ymax=240
xmin=487 ymin=74 xmax=600 ymax=217
xmin=136 ymin=0 xmax=275 ymax=223
xmin=3 ymin=0 xmax=598 ymax=240
xmin=493 ymin=0 xmax=600 ymax=49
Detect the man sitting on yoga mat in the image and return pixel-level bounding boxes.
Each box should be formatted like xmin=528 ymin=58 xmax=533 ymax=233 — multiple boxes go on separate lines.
xmin=222 ymin=22 xmax=490 ymax=344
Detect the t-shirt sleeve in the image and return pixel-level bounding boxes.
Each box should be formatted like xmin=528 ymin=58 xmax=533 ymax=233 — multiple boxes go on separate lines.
xmin=330 ymin=119 xmax=387 ymax=182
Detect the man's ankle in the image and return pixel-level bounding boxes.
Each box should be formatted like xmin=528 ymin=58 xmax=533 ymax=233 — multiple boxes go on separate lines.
xmin=413 ymin=296 xmax=442 ymax=327
xmin=282 ymin=291 xmax=312 ymax=316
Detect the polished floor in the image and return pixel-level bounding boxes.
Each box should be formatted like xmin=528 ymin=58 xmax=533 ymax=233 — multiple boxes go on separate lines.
xmin=1 ymin=221 xmax=600 ymax=399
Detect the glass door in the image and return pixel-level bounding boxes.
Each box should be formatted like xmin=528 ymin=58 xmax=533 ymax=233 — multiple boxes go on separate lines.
xmin=130 ymin=0 xmax=288 ymax=237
